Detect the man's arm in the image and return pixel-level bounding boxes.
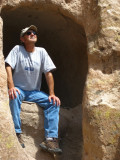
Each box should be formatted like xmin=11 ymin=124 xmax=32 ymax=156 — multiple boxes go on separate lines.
xmin=5 ymin=63 xmax=20 ymax=99
xmin=45 ymin=72 xmax=61 ymax=106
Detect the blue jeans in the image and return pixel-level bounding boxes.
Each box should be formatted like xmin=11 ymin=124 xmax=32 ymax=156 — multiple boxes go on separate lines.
xmin=9 ymin=87 xmax=60 ymax=138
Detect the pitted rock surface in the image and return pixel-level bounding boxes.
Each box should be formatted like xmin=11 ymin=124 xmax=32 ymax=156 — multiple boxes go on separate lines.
xmin=0 ymin=0 xmax=120 ymax=160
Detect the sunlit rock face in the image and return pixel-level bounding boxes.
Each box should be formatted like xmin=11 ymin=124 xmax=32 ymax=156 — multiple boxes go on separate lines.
xmin=0 ymin=0 xmax=120 ymax=160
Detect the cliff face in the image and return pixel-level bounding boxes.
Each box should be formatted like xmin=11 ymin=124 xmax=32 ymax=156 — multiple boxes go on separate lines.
xmin=82 ymin=1 xmax=120 ymax=160
xmin=0 ymin=0 xmax=120 ymax=160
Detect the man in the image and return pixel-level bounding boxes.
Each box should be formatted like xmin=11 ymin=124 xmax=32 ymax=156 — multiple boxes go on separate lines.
xmin=5 ymin=25 xmax=62 ymax=154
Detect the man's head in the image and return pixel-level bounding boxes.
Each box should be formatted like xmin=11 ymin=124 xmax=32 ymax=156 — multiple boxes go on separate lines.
xmin=20 ymin=25 xmax=37 ymax=45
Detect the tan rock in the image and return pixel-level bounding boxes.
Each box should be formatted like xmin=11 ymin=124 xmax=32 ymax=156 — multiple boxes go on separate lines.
xmin=0 ymin=0 xmax=120 ymax=160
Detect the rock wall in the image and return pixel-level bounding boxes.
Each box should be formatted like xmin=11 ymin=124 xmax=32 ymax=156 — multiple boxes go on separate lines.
xmin=0 ymin=0 xmax=120 ymax=160
xmin=82 ymin=1 xmax=120 ymax=160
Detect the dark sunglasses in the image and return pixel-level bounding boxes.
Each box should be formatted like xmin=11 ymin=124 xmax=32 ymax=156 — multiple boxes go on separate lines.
xmin=26 ymin=31 xmax=37 ymax=36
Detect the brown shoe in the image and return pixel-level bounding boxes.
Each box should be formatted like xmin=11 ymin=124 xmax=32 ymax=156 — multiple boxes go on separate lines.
xmin=40 ymin=138 xmax=62 ymax=154
xmin=16 ymin=133 xmax=25 ymax=148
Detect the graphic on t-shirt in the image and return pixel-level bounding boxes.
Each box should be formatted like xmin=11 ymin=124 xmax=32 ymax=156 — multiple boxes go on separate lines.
xmin=24 ymin=66 xmax=34 ymax=71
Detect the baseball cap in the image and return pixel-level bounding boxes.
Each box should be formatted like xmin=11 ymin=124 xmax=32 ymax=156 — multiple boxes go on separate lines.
xmin=20 ymin=25 xmax=37 ymax=37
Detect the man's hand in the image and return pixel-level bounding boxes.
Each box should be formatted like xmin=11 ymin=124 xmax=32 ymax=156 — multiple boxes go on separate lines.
xmin=45 ymin=72 xmax=61 ymax=106
xmin=5 ymin=63 xmax=20 ymax=100
xmin=49 ymin=95 xmax=61 ymax=106
xmin=8 ymin=87 xmax=20 ymax=100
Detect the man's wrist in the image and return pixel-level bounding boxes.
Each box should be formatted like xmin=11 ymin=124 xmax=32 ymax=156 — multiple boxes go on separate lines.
xmin=8 ymin=84 xmax=15 ymax=89
xmin=49 ymin=92 xmax=55 ymax=96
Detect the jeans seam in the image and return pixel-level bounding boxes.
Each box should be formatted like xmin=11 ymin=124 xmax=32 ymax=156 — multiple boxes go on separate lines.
xmin=47 ymin=108 xmax=50 ymax=137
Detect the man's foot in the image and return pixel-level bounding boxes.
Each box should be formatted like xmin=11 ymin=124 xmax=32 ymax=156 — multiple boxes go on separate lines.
xmin=16 ymin=133 xmax=25 ymax=148
xmin=40 ymin=138 xmax=62 ymax=154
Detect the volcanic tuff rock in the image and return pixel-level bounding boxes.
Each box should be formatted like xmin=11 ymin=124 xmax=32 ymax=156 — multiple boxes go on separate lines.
xmin=0 ymin=0 xmax=120 ymax=160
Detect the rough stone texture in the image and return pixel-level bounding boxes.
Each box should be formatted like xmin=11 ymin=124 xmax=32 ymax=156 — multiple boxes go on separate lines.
xmin=82 ymin=70 xmax=120 ymax=160
xmin=82 ymin=1 xmax=120 ymax=160
xmin=0 ymin=0 xmax=120 ymax=160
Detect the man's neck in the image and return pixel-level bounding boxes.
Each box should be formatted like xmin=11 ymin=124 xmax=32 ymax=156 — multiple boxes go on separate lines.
xmin=25 ymin=44 xmax=35 ymax=53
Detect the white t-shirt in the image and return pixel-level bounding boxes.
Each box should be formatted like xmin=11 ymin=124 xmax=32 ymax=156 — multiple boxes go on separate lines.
xmin=5 ymin=45 xmax=56 ymax=91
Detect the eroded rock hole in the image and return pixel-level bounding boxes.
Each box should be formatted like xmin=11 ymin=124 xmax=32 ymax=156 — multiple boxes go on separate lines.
xmin=1 ymin=5 xmax=88 ymax=160
xmin=1 ymin=7 xmax=88 ymax=109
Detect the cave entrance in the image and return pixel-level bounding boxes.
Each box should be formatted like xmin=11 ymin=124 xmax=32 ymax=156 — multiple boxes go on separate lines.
xmin=1 ymin=4 xmax=88 ymax=160
xmin=1 ymin=6 xmax=88 ymax=109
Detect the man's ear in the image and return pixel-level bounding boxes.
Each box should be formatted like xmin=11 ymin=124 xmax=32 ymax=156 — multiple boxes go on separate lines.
xmin=20 ymin=37 xmax=24 ymax=43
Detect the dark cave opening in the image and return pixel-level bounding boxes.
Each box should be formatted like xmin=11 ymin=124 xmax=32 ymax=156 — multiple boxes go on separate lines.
xmin=1 ymin=6 xmax=88 ymax=108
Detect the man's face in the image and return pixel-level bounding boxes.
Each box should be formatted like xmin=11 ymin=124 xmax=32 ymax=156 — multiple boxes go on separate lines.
xmin=20 ymin=29 xmax=37 ymax=45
